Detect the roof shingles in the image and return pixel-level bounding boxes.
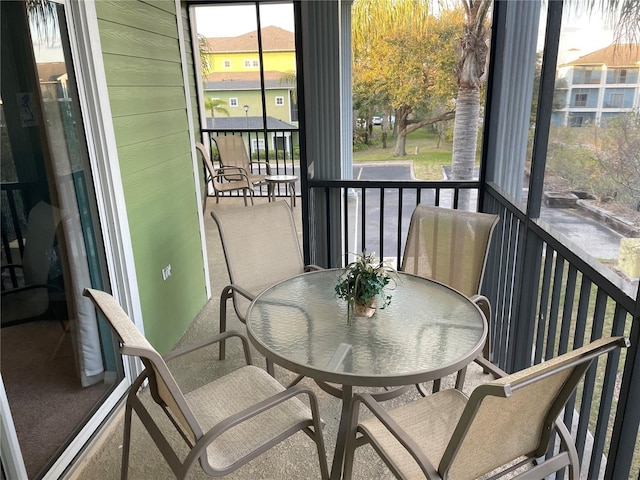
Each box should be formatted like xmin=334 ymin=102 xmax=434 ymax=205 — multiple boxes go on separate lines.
xmin=205 ymin=26 xmax=294 ymax=53
xmin=565 ymin=44 xmax=640 ymax=67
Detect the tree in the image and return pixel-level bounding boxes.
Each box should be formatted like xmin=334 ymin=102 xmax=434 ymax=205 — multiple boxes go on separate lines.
xmin=204 ymin=97 xmax=229 ymax=120
xmin=450 ymin=0 xmax=491 ymax=209
xmin=198 ymin=34 xmax=212 ymax=75
xmin=352 ymin=0 xmax=463 ymax=156
xmin=569 ymin=0 xmax=640 ymax=44
xmin=279 ymin=70 xmax=297 ymax=104
xmin=594 ymin=111 xmax=640 ymax=206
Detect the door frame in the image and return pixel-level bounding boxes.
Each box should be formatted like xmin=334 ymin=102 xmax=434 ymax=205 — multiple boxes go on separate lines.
xmin=0 ymin=0 xmax=142 ymax=478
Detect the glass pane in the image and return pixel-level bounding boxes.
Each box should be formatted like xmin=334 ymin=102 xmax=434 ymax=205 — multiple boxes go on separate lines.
xmin=195 ymin=2 xmax=298 ymax=195
xmin=0 ymin=1 xmax=121 ymax=476
xmin=542 ymin=7 xmax=639 ymax=297
xmin=196 ymin=4 xmax=262 ymax=130
xmin=351 ymin=1 xmax=490 ymax=195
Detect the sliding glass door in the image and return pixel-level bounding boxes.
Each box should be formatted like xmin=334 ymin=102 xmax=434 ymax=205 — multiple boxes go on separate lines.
xmin=0 ymin=1 xmax=124 ymax=478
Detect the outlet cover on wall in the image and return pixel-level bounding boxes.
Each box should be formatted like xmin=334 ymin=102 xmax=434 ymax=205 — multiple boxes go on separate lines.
xmin=162 ymin=264 xmax=172 ymax=281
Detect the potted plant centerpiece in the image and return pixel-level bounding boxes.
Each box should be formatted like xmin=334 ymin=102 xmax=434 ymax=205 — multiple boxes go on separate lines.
xmin=335 ymin=250 xmax=397 ymax=323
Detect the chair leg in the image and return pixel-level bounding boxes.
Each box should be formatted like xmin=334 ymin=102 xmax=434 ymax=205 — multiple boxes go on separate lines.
xmin=454 ymin=366 xmax=467 ymax=390
xmin=474 ymin=296 xmax=492 ymax=372
xmin=219 ymin=288 xmax=232 ymax=361
xmin=343 ymin=396 xmax=363 ymax=480
xmin=307 ymin=393 xmax=330 ymax=480
xmin=121 ymin=403 xmax=133 ymax=480
xmin=416 ymin=382 xmax=430 ymax=397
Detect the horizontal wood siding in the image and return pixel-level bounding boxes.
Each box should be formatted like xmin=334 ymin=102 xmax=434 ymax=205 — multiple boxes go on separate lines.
xmin=96 ymin=0 xmax=205 ymax=353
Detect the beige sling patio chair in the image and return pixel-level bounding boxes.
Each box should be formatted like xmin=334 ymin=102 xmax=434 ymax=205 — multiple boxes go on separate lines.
xmin=401 ymin=204 xmax=499 ymax=392
xmin=1 ymin=201 xmax=63 ymax=327
xmin=211 ymin=201 xmax=321 ymax=370
xmin=343 ymin=336 xmax=629 ymax=480
xmin=213 ymin=135 xmax=271 ymax=188
xmin=195 ymin=142 xmax=254 ymax=210
xmin=83 ymin=288 xmax=328 ymax=480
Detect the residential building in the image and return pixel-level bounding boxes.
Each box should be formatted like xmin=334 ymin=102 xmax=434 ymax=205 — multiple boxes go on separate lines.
xmin=202 ymin=26 xmax=298 ymax=126
xmin=554 ymin=44 xmax=640 ymax=126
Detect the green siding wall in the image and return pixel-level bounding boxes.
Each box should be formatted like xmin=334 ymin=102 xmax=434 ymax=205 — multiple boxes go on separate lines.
xmin=96 ymin=0 xmax=206 ymax=353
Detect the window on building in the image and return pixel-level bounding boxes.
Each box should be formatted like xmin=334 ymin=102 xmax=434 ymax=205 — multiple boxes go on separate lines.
xmin=251 ymin=138 xmax=266 ymax=152
xmin=229 ymin=97 xmax=238 ymax=107
xmin=243 ymin=59 xmax=259 ymax=68
xmin=574 ymin=92 xmax=588 ymax=107
xmin=618 ymin=69 xmax=627 ymax=83
xmin=604 ymin=88 xmax=635 ymax=108
xmin=607 ymin=67 xmax=639 ymax=84
xmin=572 ymin=67 xmax=601 ymax=84
xmin=275 ymin=96 xmax=284 ymax=106
xmin=223 ymin=59 xmax=231 ymax=68
xmin=609 ymin=93 xmax=624 ymax=108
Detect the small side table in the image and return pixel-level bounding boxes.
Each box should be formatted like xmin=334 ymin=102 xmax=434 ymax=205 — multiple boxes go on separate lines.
xmin=265 ymin=174 xmax=298 ymax=208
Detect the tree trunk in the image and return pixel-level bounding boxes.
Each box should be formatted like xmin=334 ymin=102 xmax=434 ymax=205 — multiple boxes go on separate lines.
xmin=393 ymin=105 xmax=411 ymax=157
xmin=451 ymin=85 xmax=480 ymax=209
xmin=394 ymin=133 xmax=407 ymax=157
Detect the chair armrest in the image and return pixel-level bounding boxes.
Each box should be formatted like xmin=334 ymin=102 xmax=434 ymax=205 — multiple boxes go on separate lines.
xmin=304 ymin=265 xmax=324 ymax=272
xmin=249 ymin=159 xmax=272 ymax=175
xmin=222 ymin=283 xmax=256 ymax=302
xmin=473 ymin=356 xmax=507 ymax=378
xmin=164 ymin=329 xmax=252 ymax=365
xmin=2 ymin=281 xmax=64 ymax=296
xmin=351 ymin=393 xmax=441 ymax=479
xmin=186 ymin=383 xmax=321 ymax=466
xmin=2 ymin=283 xmax=47 ymax=296
xmin=215 ymin=166 xmax=251 ymax=181
xmin=215 ymin=167 xmax=253 ymax=188
xmin=1 ymin=264 xmax=23 ymax=271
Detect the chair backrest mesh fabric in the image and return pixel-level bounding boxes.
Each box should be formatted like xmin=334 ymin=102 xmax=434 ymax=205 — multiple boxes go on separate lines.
xmin=444 ymin=370 xmax=571 ymax=479
xmin=214 ymin=135 xmax=251 ymax=171
xmin=83 ymin=288 xmax=199 ymax=441
xmin=441 ymin=336 xmax=627 ymax=479
xmin=22 ymin=201 xmax=60 ymax=285
xmin=212 ymin=201 xmax=305 ymax=313
xmin=401 ymin=205 xmax=499 ymax=298
xmin=196 ymin=141 xmax=216 ymax=178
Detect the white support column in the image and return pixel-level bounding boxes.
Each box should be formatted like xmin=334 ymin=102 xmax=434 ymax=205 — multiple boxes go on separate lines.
xmin=487 ymin=0 xmax=542 ymax=204
xmin=300 ymin=0 xmax=350 ymax=265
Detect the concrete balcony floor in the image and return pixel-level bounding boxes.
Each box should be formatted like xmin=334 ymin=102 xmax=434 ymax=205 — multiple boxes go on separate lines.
xmin=70 ymin=196 xmax=498 ymax=480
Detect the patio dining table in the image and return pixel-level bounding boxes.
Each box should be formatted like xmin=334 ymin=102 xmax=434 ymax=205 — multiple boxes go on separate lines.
xmin=245 ymin=268 xmax=487 ymax=479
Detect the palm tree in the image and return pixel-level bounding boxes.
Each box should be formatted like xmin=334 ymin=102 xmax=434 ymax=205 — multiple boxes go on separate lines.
xmin=450 ymin=0 xmax=491 ymax=210
xmin=204 ymin=97 xmax=229 ymax=122
xmin=576 ymin=0 xmax=640 ymax=44
xmin=449 ymin=0 xmax=639 ymax=210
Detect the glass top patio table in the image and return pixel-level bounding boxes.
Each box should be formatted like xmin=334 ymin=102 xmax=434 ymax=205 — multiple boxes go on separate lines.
xmin=245 ymin=268 xmax=487 ymax=388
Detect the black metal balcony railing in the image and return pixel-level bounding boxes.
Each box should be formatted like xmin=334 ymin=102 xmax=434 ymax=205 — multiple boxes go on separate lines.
xmin=307 ymin=178 xmax=639 ymax=480
xmin=202 ymin=128 xmax=300 ymax=199
xmin=1 ymin=183 xmax=30 ymax=289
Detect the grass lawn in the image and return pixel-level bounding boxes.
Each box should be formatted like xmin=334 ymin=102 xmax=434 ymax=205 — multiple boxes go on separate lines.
xmin=353 ymin=128 xmax=453 ymax=180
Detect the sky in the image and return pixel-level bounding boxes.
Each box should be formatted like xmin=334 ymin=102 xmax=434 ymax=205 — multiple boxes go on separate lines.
xmin=194 ymin=3 xmax=294 ymax=38
xmin=538 ymin=7 xmax=615 ymax=64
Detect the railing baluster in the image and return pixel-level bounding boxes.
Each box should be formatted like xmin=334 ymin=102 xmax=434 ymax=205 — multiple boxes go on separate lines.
xmin=576 ymin=288 xmax=607 ymax=470
xmin=546 ymin=254 xmax=565 ymax=359
xmin=588 ymin=306 xmax=628 ymax=479
xmin=535 ymin=245 xmax=555 ymax=364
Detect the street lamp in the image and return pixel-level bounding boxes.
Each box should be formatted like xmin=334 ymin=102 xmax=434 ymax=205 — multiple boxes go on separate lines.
xmin=243 ymin=104 xmax=249 ymax=129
